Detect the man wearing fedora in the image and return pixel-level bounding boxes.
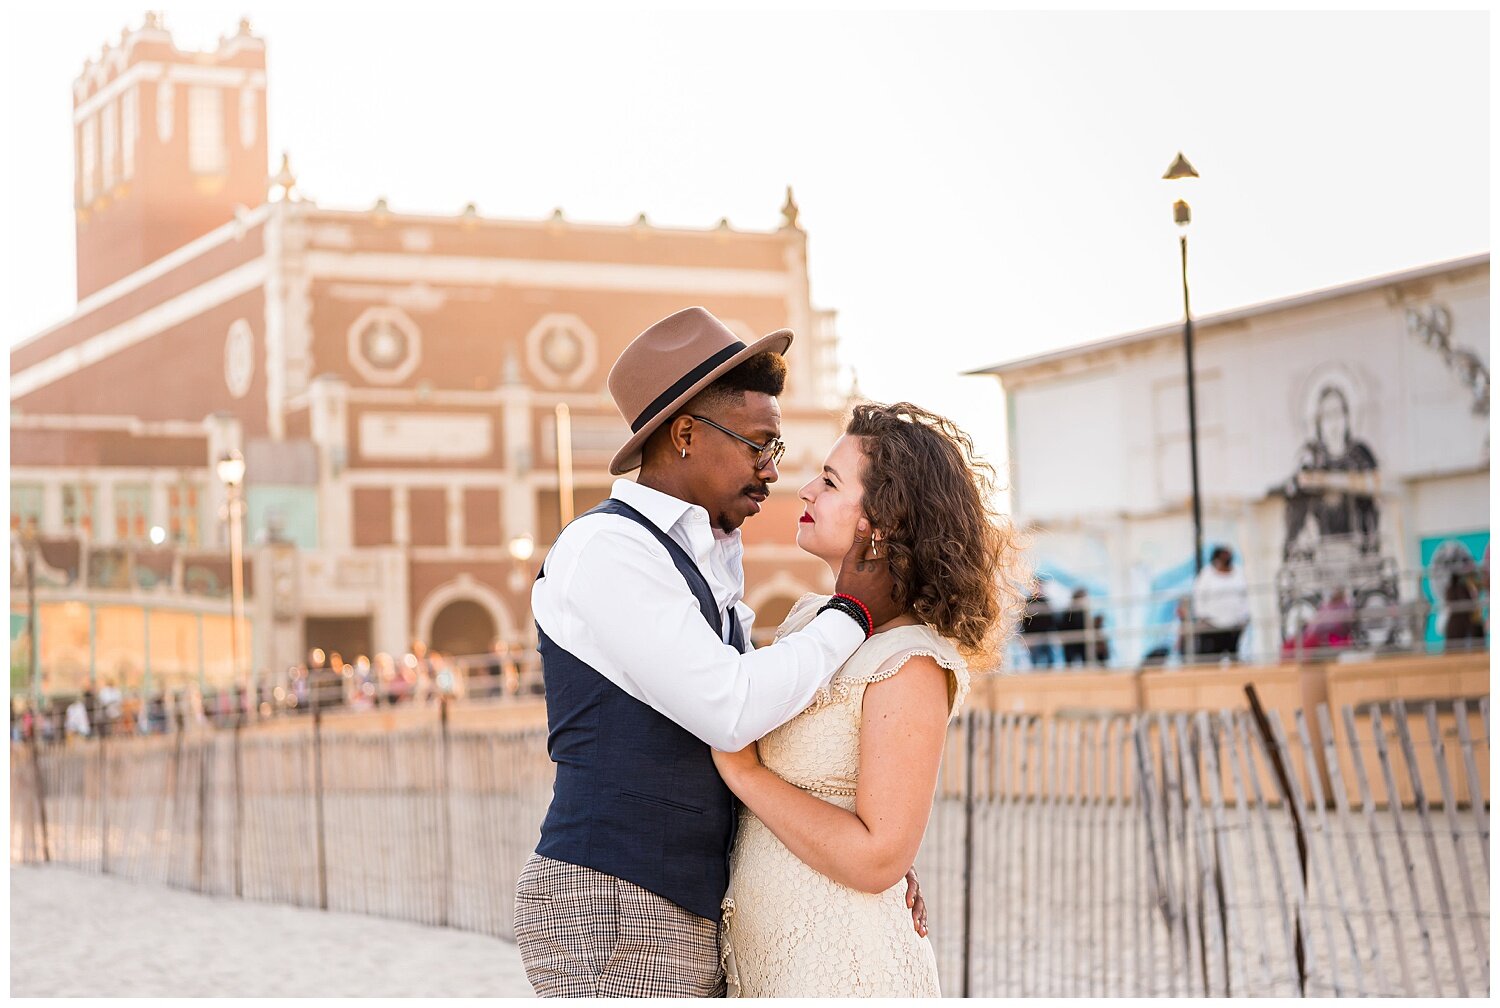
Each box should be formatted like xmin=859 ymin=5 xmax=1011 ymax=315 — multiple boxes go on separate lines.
xmin=514 ymin=307 xmax=906 ymax=996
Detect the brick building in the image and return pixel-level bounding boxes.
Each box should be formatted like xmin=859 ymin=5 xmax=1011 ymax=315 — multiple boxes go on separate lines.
xmin=10 ymin=16 xmax=847 ymax=702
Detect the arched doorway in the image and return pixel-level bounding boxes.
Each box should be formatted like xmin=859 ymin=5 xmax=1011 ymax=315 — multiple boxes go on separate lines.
xmin=430 ymin=600 xmax=496 ymax=659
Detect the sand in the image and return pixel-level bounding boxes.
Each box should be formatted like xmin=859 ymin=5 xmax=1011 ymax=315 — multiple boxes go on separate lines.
xmin=9 ymin=864 xmax=535 ymax=998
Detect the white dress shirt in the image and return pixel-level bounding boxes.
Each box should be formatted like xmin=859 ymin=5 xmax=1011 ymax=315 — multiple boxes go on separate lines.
xmin=531 ymin=478 xmax=863 ymax=751
xmin=1192 ymin=564 xmax=1251 ymax=628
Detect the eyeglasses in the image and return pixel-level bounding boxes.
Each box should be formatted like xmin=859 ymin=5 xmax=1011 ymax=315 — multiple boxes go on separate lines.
xmin=688 ymin=415 xmax=787 ymax=470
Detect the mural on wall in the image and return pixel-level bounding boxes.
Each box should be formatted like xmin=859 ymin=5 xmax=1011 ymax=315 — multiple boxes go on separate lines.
xmin=1274 ymin=374 xmax=1406 ymax=650
xmin=1419 ymin=531 xmax=1490 ymax=652
xmin=1012 ymin=529 xmax=1249 ymax=670
xmin=1008 ymin=530 xmax=1113 ymax=670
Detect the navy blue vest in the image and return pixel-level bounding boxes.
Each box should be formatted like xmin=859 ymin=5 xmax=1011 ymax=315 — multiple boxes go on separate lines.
xmin=534 ymin=498 xmax=745 ymax=921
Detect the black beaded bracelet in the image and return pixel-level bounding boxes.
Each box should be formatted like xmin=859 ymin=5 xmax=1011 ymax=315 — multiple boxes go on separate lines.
xmin=819 ymin=595 xmax=872 ymax=638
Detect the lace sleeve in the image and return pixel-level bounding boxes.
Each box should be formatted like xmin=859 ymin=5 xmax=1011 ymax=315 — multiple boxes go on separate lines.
xmin=802 ymin=640 xmax=971 ymax=720
xmin=864 ymin=648 xmax=971 ymax=720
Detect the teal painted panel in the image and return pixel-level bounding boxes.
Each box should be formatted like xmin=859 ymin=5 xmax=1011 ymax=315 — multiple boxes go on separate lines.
xmin=1418 ymin=529 xmax=1489 ymax=650
xmin=246 ymin=486 xmax=319 ymax=550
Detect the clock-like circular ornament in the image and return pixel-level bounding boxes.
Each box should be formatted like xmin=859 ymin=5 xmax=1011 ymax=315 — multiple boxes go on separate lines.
xmin=542 ymin=326 xmax=583 ymax=373
xmin=525 ymin=313 xmax=597 ymax=388
xmin=347 ymin=306 xmax=422 ymax=384
xmin=363 ymin=318 xmax=409 ymax=368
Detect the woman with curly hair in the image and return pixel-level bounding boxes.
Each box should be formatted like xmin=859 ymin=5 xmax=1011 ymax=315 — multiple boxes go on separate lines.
xmin=714 ymin=402 xmax=1025 ymax=996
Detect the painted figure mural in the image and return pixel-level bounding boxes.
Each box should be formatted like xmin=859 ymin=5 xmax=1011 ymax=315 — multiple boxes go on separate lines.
xmin=1275 ymin=377 xmax=1405 ymax=652
xmin=1282 ymin=385 xmax=1381 ymax=555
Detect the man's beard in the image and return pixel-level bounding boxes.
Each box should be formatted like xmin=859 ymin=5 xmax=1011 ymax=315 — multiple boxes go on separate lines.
xmin=716 ymin=482 xmax=770 ymax=534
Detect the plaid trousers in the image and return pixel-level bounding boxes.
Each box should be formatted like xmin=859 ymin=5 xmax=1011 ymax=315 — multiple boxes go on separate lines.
xmin=514 ymin=854 xmax=725 ymax=997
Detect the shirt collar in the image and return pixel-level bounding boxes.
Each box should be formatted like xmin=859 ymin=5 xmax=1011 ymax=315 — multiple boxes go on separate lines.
xmin=610 ymin=478 xmax=702 ymax=536
xmin=610 ymin=478 xmax=744 ymax=558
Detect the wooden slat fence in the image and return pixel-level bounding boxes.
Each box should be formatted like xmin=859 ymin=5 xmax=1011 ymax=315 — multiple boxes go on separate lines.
xmin=11 ymin=697 xmax=1488 ymax=997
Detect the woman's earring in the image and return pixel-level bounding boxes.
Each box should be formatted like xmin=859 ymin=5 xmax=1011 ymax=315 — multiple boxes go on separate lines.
xmin=681 ymin=447 xmax=687 ymax=459
xmin=871 ymin=539 xmax=880 ymax=558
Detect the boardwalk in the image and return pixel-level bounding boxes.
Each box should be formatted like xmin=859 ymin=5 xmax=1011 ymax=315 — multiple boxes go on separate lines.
xmin=9 ymin=865 xmax=534 ymax=998
xmin=12 ymin=696 xmax=1487 ymax=997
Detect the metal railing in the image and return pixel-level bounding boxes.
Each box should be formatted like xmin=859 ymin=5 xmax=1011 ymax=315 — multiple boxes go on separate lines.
xmin=11 ymin=695 xmax=1488 ymax=997
xmin=1015 ymin=565 xmax=1488 ymax=671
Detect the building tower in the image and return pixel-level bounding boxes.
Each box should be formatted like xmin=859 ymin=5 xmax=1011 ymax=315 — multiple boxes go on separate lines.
xmin=72 ymin=14 xmax=269 ymax=299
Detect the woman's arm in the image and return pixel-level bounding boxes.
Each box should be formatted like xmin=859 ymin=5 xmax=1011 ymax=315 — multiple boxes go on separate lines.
xmin=711 ymin=653 xmax=952 ymax=895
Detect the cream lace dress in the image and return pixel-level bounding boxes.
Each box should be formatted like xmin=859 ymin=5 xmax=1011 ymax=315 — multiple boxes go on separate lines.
xmin=721 ymin=593 xmax=970 ymax=997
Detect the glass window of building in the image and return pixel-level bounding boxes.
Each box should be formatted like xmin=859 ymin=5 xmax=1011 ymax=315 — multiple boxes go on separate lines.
xmin=80 ymin=116 xmax=97 ymax=203
xmin=101 ymin=99 xmax=117 ymax=190
xmin=113 ymin=483 xmax=152 ymax=542
xmin=62 ymin=483 xmax=96 ymax=537
xmin=168 ymin=482 xmax=200 ymax=547
xmin=10 ymin=484 xmax=43 ymax=534
xmin=121 ymin=87 xmax=138 ymax=179
xmin=188 ymin=86 xmax=226 ymax=174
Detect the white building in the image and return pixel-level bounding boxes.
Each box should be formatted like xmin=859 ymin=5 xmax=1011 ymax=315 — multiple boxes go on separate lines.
xmin=972 ymin=253 xmax=1489 ymax=666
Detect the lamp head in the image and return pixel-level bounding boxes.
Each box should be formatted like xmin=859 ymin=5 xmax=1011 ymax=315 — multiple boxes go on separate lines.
xmin=1162 ymin=152 xmax=1199 ymax=230
xmin=508 ymin=535 xmax=535 ymax=562
xmin=217 ymin=450 xmax=246 ymax=487
xmin=1162 ymin=151 xmax=1199 ymax=182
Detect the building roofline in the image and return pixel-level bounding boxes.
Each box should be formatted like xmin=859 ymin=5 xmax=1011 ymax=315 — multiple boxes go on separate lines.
xmin=302 ymin=202 xmax=793 ymax=240
xmin=14 ymin=203 xmax=271 ymax=355
xmin=965 ymin=251 xmax=1490 ymax=379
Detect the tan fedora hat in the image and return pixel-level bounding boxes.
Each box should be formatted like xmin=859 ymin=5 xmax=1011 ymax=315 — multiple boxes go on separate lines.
xmin=607 ymin=307 xmax=793 ymax=475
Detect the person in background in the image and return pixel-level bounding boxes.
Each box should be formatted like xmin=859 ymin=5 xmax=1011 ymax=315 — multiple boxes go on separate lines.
xmin=35 ymin=701 xmax=56 ymax=744
xmin=433 ymin=652 xmax=462 ymax=699
xmin=1059 ymin=587 xmax=1090 ymax=667
xmin=1092 ymin=613 xmax=1111 ymax=666
xmin=1191 ymin=547 xmax=1251 ymax=662
xmin=97 ymin=679 xmax=123 ymax=737
xmin=1283 ymin=586 xmax=1354 ymax=659
xmin=1444 ymin=565 xmax=1487 ymax=652
xmin=121 ymin=693 xmax=143 ymax=736
xmin=1174 ymin=596 xmax=1193 ymax=660
xmin=64 ymin=696 xmax=91 ymax=739
xmin=146 ymin=693 xmax=168 ymax=734
xmin=1019 ymin=586 xmax=1056 ymax=669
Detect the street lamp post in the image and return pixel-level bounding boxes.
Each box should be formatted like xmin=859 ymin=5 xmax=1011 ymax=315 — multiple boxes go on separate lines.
xmin=507 ymin=533 xmax=535 ymax=594
xmin=506 ymin=533 xmax=538 ymax=695
xmin=20 ymin=524 xmax=41 ymax=708
xmin=216 ymin=451 xmax=250 ymax=719
xmin=1164 ymin=152 xmax=1205 ymax=580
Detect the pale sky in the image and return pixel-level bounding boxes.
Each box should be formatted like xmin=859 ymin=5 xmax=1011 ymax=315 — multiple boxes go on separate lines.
xmin=3 ymin=6 xmax=1490 ymax=495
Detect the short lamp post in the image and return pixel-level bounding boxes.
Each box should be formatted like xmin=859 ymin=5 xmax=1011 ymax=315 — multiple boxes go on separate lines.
xmin=216 ymin=451 xmax=250 ymax=719
xmin=508 ymin=534 xmax=535 ymax=593
xmin=19 ymin=523 xmax=41 ymax=708
xmin=507 ymin=533 xmax=537 ymax=690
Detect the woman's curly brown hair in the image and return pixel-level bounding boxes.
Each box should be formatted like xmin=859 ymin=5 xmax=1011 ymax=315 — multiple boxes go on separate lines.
xmin=847 ymin=402 xmax=1027 ymax=670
